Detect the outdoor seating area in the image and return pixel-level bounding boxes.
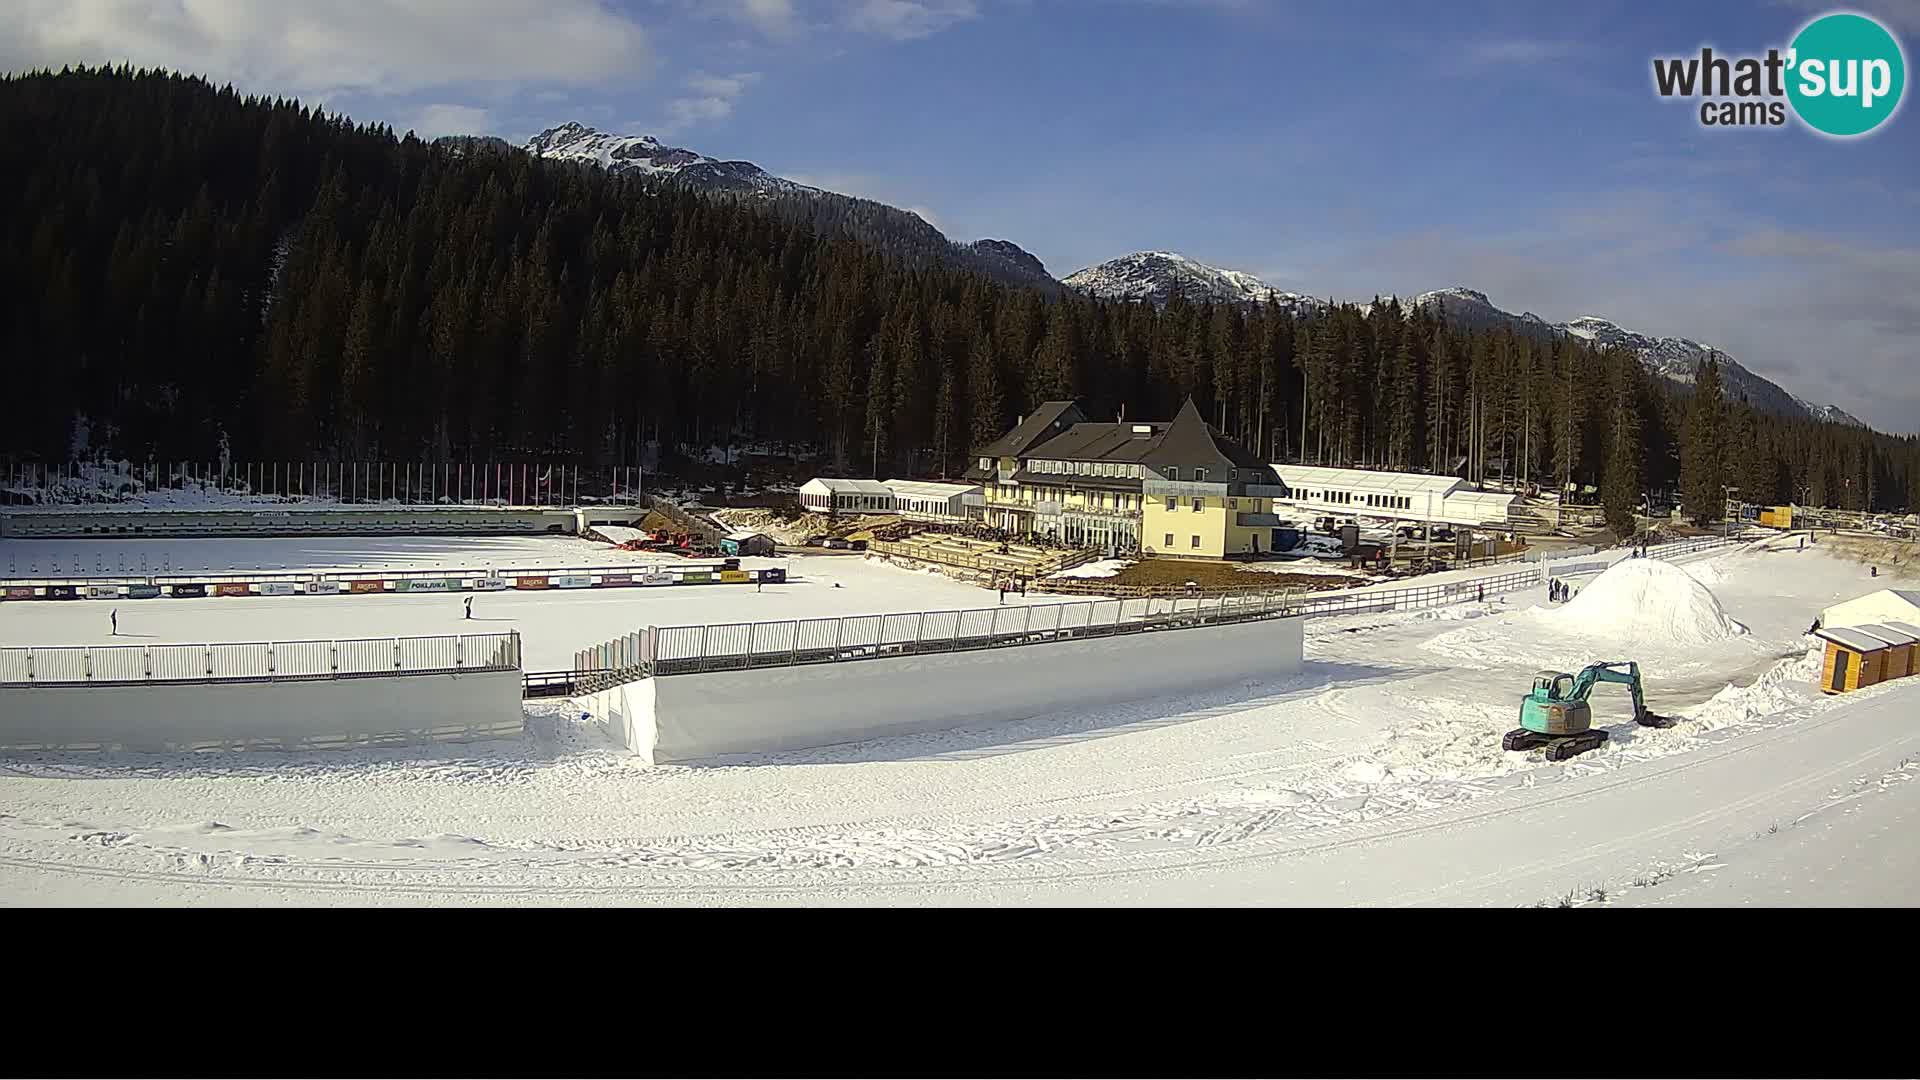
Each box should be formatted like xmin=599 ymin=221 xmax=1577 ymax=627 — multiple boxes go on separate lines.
xmin=869 ymin=533 xmax=1090 ymax=582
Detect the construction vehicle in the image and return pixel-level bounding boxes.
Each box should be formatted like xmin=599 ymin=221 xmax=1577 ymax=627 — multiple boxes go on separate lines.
xmin=1503 ymin=661 xmax=1674 ymax=761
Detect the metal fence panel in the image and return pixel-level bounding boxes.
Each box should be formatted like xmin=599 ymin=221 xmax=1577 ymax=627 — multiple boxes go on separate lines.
xmin=0 ymin=649 xmax=28 ymax=682
xmin=335 ymin=637 xmax=393 ymax=675
xmin=148 ymin=644 xmax=206 ymax=680
xmin=920 ymin=610 xmax=961 ymax=649
xmin=839 ymin=615 xmax=883 ymax=652
xmin=89 ymin=646 xmax=147 ymax=681
xmin=399 ymin=636 xmax=459 ymax=671
xmin=795 ymin=617 xmax=841 ymax=657
xmin=653 ymin=626 xmax=708 ymax=662
xmin=1089 ymin=599 xmax=1123 ymax=634
xmin=955 ymin=608 xmax=998 ymax=643
xmin=751 ymin=620 xmax=798 ymax=661
xmin=702 ymin=624 xmax=756 ymax=668
xmin=880 ymin=613 xmax=921 ymax=647
xmin=209 ymin=642 xmax=271 ymax=678
xmin=34 ymin=648 xmax=90 ymax=681
xmin=274 ymin=640 xmax=334 ymax=677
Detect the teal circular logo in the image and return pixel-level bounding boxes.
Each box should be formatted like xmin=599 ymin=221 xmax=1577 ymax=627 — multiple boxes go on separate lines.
xmin=1787 ymin=12 xmax=1906 ymax=136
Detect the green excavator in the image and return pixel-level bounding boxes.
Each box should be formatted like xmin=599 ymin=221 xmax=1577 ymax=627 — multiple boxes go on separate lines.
xmin=1503 ymin=661 xmax=1674 ymax=761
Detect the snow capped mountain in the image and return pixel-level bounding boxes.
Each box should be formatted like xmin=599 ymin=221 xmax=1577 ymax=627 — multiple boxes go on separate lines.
xmin=523 ymin=122 xmax=808 ymax=195
xmin=1409 ymin=298 xmax=1862 ymax=426
xmin=1062 ymin=252 xmax=1325 ymax=315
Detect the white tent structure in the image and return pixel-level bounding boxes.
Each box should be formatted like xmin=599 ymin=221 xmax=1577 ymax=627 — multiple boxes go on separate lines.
xmin=883 ymin=480 xmax=983 ymax=522
xmin=1821 ymin=588 xmax=1920 ymax=630
xmin=1269 ymin=465 xmax=1519 ymax=529
xmin=798 ymin=478 xmax=896 ymax=515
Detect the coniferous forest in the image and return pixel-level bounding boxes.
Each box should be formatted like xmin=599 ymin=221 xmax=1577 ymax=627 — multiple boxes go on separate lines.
xmin=6 ymin=67 xmax=1919 ymax=525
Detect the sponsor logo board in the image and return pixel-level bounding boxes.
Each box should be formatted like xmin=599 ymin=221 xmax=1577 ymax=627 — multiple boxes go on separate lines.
xmin=305 ymin=581 xmax=342 ymax=595
xmin=258 ymin=582 xmax=297 ymax=596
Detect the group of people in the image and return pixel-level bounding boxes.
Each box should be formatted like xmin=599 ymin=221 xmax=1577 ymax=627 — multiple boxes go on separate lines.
xmin=1548 ymin=579 xmax=1577 ymax=603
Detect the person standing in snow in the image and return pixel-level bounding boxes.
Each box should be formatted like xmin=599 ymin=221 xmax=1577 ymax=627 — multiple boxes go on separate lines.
xmin=998 ymin=582 xmax=1006 ymax=605
xmin=110 ymin=609 xmax=118 ymax=636
xmin=1476 ymin=585 xmax=1484 ymax=603
xmin=464 ymin=596 xmax=473 ymax=620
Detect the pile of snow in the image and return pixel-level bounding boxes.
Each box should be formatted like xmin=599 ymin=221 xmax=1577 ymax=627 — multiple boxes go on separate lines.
xmin=1556 ymin=559 xmax=1748 ymax=645
xmin=1049 ymin=558 xmax=1132 ymax=580
xmin=593 ymin=525 xmax=649 ymax=546
xmin=1680 ymin=645 xmax=1824 ymax=731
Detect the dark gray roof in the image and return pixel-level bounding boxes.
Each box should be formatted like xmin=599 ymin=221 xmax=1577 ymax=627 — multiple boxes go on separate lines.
xmin=975 ymin=401 xmax=1086 ymax=459
xmin=1022 ymin=398 xmax=1275 ymax=476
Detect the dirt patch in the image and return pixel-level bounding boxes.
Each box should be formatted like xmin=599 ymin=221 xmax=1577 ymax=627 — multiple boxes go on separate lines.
xmin=1039 ymin=556 xmax=1369 ymax=595
xmin=1819 ymin=534 xmax=1920 ymax=572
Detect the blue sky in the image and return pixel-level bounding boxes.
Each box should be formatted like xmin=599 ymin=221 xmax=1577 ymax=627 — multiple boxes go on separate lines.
xmin=5 ymin=0 xmax=1918 ymax=428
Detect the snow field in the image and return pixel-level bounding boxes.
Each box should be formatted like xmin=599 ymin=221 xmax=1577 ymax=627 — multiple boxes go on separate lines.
xmin=0 ymin=537 xmax=1100 ymax=669
xmin=0 ymin=541 xmax=1910 ymax=903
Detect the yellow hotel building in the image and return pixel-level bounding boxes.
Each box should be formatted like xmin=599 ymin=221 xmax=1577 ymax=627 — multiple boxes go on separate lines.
xmin=963 ymin=399 xmax=1291 ymax=559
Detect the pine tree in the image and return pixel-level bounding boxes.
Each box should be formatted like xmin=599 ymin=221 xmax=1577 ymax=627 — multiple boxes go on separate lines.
xmin=1681 ymin=353 xmax=1728 ymax=524
xmin=1602 ymin=356 xmax=1642 ymax=540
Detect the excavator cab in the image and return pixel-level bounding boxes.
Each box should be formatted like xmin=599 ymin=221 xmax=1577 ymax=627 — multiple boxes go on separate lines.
xmin=1530 ymin=671 xmax=1575 ymax=701
xmin=1506 ymin=660 xmax=1672 ymax=761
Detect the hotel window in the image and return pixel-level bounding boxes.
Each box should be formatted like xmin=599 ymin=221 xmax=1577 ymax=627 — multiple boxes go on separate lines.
xmin=1229 ymin=498 xmax=1238 ymax=510
xmin=1164 ymin=533 xmax=1174 ymax=547
xmin=1190 ymin=535 xmax=1201 ymax=549
xmin=1165 ymin=496 xmax=1177 ymax=511
xmin=1195 ymin=468 xmax=1207 ymax=483
xmin=1191 ymin=497 xmax=1203 ymax=512
xmin=1166 ymin=467 xmax=1179 ymax=481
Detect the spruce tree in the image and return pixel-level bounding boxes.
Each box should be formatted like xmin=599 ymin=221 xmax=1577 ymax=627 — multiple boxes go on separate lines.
xmin=1680 ymin=353 xmax=1728 ymax=524
xmin=1602 ymin=356 xmax=1642 ymax=540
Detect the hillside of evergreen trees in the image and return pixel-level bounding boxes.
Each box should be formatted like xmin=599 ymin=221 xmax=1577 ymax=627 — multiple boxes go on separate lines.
xmin=4 ymin=66 xmax=1917 ymax=525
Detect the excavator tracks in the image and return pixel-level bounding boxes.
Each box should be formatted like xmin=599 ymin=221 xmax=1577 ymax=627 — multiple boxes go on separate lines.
xmin=1502 ymin=727 xmax=1610 ymax=761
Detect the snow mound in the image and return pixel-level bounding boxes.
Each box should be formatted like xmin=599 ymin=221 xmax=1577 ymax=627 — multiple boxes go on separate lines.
xmin=1557 ymin=559 xmax=1747 ymax=645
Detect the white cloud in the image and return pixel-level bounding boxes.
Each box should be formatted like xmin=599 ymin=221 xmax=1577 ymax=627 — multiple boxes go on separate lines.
xmin=661 ymin=70 xmax=761 ymax=134
xmin=738 ymin=0 xmax=801 ymax=37
xmin=408 ymin=103 xmax=492 ymax=138
xmin=0 ymin=0 xmax=652 ymax=96
xmin=845 ymin=0 xmax=979 ymax=41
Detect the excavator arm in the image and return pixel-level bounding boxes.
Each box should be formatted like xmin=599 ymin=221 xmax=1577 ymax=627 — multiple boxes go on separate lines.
xmin=1563 ymin=661 xmax=1660 ymax=725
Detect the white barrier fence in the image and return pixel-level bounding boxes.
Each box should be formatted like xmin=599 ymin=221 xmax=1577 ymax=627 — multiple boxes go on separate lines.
xmin=0 ymin=632 xmax=521 ymax=685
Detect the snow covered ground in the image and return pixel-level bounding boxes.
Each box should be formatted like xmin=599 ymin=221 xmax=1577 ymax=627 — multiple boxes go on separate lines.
xmin=0 ymin=546 xmax=1086 ymax=671
xmin=1 ymin=541 xmax=1914 ymax=905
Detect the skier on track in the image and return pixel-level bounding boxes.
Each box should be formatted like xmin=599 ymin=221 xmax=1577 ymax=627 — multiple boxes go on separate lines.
xmin=110 ymin=609 xmax=118 ymax=636
xmin=464 ymin=596 xmax=473 ymax=620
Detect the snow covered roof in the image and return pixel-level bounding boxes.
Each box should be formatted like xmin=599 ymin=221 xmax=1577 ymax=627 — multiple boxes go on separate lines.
xmin=1816 ymin=627 xmax=1894 ymax=653
xmin=1882 ymin=620 xmax=1920 ymax=640
xmin=1446 ymin=492 xmax=1524 ymax=510
xmin=800 ymin=478 xmax=893 ymax=496
xmin=1852 ymin=623 xmax=1918 ymax=646
xmin=883 ymin=480 xmax=981 ymax=499
xmin=1272 ymin=465 xmax=1463 ymax=497
xmin=724 ymin=530 xmax=771 ymax=542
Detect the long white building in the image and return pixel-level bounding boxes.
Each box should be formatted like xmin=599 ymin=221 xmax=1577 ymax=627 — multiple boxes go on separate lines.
xmin=1269 ymin=465 xmax=1519 ymax=529
xmin=797 ymin=478 xmax=983 ymax=521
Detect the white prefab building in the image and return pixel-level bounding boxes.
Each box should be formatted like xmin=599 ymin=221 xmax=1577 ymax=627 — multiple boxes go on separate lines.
xmin=798 ymin=478 xmax=897 ymax=515
xmin=1821 ymin=589 xmax=1920 ymax=630
xmin=1270 ymin=465 xmax=1520 ymax=529
xmin=883 ymin=479 xmax=983 ymax=522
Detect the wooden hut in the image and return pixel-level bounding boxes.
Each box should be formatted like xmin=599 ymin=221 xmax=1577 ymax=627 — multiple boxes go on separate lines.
xmin=1855 ymin=623 xmax=1919 ymax=681
xmin=1814 ymin=627 xmax=1893 ymax=694
xmin=1884 ymin=621 xmax=1920 ymax=678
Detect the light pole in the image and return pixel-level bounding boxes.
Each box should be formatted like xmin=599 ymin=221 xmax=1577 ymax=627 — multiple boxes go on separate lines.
xmin=1722 ymin=485 xmax=1739 ymax=540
